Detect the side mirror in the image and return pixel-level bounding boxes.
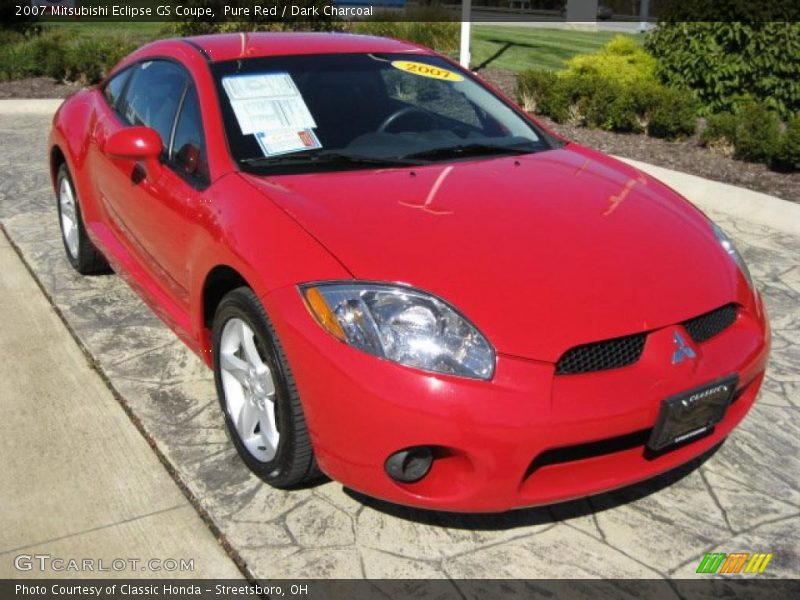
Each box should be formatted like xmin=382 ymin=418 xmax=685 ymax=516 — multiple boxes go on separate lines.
xmin=104 ymin=126 xmax=162 ymax=178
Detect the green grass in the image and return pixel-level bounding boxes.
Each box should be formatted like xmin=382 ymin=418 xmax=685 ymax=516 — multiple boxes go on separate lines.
xmin=47 ymin=21 xmax=165 ymax=45
xmin=46 ymin=23 xmax=639 ymax=72
xmin=471 ymin=26 xmax=642 ymax=72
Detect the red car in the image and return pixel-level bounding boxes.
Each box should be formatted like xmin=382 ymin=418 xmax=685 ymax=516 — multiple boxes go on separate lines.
xmin=49 ymin=33 xmax=769 ymax=512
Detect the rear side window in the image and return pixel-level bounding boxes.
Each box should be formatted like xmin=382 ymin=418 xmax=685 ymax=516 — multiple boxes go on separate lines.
xmin=170 ymin=85 xmax=209 ymax=183
xmin=103 ymin=68 xmax=132 ymax=109
xmin=118 ymin=60 xmax=188 ymax=152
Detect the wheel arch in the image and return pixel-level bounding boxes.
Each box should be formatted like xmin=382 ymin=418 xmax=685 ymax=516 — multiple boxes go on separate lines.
xmin=50 ymin=145 xmax=67 ymax=187
xmin=201 ymin=264 xmax=254 ymax=330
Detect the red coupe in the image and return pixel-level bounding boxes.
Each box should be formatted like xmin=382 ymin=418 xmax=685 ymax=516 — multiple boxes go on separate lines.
xmin=49 ymin=33 xmax=769 ymax=512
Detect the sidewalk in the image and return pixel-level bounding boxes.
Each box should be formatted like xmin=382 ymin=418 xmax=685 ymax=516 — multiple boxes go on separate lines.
xmin=0 ymin=231 xmax=243 ymax=579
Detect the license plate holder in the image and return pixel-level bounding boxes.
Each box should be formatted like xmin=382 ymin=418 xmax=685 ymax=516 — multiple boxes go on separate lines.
xmin=648 ymin=375 xmax=738 ymax=452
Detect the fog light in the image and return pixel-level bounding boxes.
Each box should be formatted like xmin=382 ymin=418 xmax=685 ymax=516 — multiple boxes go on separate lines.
xmin=384 ymin=446 xmax=433 ymax=483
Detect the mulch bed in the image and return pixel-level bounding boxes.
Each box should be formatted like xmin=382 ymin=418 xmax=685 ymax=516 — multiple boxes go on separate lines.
xmin=479 ymin=67 xmax=800 ymax=205
xmin=3 ymin=73 xmax=798 ymax=204
xmin=0 ymin=77 xmax=82 ymax=99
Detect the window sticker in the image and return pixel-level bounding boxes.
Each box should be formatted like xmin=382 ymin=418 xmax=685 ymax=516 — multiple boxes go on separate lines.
xmin=222 ymin=73 xmax=317 ymax=135
xmin=255 ymin=128 xmax=322 ymax=157
xmin=390 ymin=61 xmax=464 ymax=82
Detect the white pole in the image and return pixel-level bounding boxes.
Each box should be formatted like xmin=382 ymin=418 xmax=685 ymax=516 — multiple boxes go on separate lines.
xmin=459 ymin=0 xmax=471 ymax=69
xmin=639 ymin=0 xmax=651 ymax=33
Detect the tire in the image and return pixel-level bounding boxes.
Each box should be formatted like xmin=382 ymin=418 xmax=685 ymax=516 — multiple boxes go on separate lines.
xmin=56 ymin=163 xmax=109 ymax=274
xmin=212 ymin=286 xmax=320 ymax=487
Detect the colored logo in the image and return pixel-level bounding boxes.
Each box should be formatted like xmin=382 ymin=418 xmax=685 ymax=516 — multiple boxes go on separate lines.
xmin=696 ymin=552 xmax=773 ymax=574
xmin=672 ymin=331 xmax=697 ymax=364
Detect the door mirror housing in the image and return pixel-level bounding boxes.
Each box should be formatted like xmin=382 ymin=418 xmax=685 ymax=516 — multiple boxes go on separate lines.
xmin=105 ymin=126 xmax=162 ymax=178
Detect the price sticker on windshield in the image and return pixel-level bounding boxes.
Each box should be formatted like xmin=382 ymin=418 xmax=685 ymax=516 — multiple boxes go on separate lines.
xmin=391 ymin=61 xmax=464 ymax=82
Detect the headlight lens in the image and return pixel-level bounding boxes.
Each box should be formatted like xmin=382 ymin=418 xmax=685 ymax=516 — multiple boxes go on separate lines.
xmin=301 ymin=283 xmax=495 ymax=380
xmin=711 ymin=222 xmax=753 ymax=289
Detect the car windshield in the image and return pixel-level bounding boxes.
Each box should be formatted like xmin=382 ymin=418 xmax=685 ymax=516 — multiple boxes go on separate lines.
xmin=211 ymin=53 xmax=555 ymax=174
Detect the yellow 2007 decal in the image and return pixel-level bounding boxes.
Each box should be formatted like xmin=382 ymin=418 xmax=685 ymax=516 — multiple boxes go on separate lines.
xmin=391 ymin=61 xmax=464 ymax=82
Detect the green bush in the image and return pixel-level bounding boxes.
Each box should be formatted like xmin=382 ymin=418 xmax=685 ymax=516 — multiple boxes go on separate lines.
xmin=516 ymin=70 xmax=558 ymax=113
xmin=701 ymin=112 xmax=738 ymax=150
xmin=164 ymin=0 xmax=345 ymax=36
xmin=0 ymin=30 xmax=136 ymax=84
xmin=352 ymin=9 xmax=460 ymax=55
xmin=645 ymin=22 xmax=800 ymax=119
xmin=516 ymin=36 xmax=697 ymax=139
xmin=642 ymin=85 xmax=699 ymax=139
xmin=565 ymin=34 xmax=656 ymax=87
xmin=733 ymin=102 xmax=782 ymax=163
xmin=773 ymin=115 xmax=800 ymax=171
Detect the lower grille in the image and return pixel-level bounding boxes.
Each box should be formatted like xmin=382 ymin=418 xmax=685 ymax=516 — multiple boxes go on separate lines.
xmin=555 ymin=334 xmax=646 ymax=375
xmin=681 ymin=304 xmax=738 ymax=343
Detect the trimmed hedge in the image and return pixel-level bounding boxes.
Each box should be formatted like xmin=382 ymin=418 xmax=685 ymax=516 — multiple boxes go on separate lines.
xmin=645 ymin=22 xmax=800 ymax=119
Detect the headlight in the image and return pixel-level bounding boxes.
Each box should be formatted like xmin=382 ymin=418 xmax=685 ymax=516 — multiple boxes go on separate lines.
xmin=711 ymin=222 xmax=753 ymax=289
xmin=301 ymin=283 xmax=495 ymax=380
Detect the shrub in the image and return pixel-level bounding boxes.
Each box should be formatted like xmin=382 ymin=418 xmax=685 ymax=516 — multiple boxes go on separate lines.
xmin=516 ymin=70 xmax=558 ymax=113
xmin=564 ymin=34 xmax=656 ymax=87
xmin=352 ymin=8 xmax=460 ymax=55
xmin=773 ymin=115 xmax=800 ymax=171
xmin=733 ymin=102 xmax=782 ymax=163
xmin=0 ymin=31 xmax=137 ymax=84
xmin=164 ymin=0 xmax=345 ymax=36
xmin=702 ymin=112 xmax=738 ymax=150
xmin=645 ymin=22 xmax=800 ymax=119
xmin=642 ymin=85 xmax=699 ymax=139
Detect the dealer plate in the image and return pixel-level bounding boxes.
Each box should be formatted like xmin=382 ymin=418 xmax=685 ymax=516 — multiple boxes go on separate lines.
xmin=648 ymin=375 xmax=738 ymax=451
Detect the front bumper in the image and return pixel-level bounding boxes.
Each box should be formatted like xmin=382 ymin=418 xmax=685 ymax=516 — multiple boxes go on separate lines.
xmin=264 ymin=286 xmax=770 ymax=512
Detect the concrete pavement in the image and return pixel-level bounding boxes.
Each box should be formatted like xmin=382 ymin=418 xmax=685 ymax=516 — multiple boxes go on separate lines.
xmin=0 ymin=232 xmax=244 ymax=579
xmin=0 ymin=104 xmax=797 ymax=582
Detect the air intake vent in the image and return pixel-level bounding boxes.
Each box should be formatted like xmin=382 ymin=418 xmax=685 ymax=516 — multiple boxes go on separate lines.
xmin=555 ymin=334 xmax=646 ymax=375
xmin=681 ymin=304 xmax=738 ymax=343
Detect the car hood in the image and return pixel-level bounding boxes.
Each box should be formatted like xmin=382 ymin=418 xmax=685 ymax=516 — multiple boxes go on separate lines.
xmin=241 ymin=145 xmax=739 ymax=362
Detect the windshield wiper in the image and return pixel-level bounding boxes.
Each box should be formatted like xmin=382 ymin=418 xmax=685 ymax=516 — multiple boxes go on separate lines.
xmin=241 ymin=149 xmax=424 ymax=168
xmin=398 ymin=142 xmax=536 ymax=161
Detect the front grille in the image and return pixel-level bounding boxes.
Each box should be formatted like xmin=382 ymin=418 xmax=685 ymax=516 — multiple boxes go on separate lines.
xmin=554 ymin=303 xmax=738 ymax=375
xmin=681 ymin=304 xmax=738 ymax=343
xmin=555 ymin=333 xmax=646 ymax=375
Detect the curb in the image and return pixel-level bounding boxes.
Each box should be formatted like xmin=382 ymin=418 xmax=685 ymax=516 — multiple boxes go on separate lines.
xmin=0 ymin=98 xmax=64 ymax=114
xmin=618 ymin=156 xmax=800 ymax=237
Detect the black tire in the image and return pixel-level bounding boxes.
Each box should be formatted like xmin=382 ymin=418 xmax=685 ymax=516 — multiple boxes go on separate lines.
xmin=55 ymin=163 xmax=109 ymax=275
xmin=212 ymin=286 xmax=320 ymax=487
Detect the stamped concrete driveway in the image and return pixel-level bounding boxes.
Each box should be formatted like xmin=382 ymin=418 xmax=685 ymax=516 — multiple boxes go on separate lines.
xmin=1 ymin=106 xmax=798 ymax=583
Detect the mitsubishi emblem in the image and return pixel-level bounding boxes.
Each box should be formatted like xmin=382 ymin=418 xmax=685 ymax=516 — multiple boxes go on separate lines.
xmin=672 ymin=331 xmax=697 ymax=364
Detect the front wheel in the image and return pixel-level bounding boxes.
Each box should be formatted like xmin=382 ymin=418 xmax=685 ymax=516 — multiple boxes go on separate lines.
xmin=56 ymin=163 xmax=108 ymax=274
xmin=212 ymin=287 xmax=320 ymax=487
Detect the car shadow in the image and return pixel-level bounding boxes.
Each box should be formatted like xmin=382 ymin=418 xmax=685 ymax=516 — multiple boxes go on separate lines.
xmin=342 ymin=442 xmax=722 ymax=531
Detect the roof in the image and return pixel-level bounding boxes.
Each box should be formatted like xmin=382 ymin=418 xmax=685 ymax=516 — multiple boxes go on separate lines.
xmin=182 ymin=32 xmax=429 ymax=63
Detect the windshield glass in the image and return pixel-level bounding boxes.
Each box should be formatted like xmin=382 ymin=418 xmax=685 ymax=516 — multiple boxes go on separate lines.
xmin=211 ymin=53 xmax=554 ymax=173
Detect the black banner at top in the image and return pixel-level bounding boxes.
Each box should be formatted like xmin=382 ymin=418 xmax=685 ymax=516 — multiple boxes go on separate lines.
xmin=8 ymin=0 xmax=800 ymax=24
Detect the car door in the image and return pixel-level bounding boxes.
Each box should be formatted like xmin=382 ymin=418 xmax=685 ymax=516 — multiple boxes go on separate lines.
xmin=94 ymin=59 xmax=208 ymax=307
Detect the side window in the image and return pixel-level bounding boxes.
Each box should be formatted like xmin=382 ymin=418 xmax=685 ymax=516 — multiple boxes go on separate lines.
xmin=102 ymin=68 xmax=132 ymax=109
xmin=117 ymin=61 xmax=188 ymax=153
xmin=170 ymin=86 xmax=209 ymax=183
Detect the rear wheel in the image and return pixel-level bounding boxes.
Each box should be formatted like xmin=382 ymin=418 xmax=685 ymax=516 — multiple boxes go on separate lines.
xmin=212 ymin=287 xmax=320 ymax=487
xmin=56 ymin=163 xmax=108 ymax=274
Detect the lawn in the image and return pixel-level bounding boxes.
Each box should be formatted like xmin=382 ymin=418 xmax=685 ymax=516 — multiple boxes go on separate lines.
xmin=471 ymin=26 xmax=641 ymax=72
xmin=50 ymin=22 xmax=634 ymax=73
